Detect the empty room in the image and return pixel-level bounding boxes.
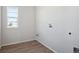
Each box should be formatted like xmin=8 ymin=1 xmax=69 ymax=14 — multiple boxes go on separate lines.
xmin=0 ymin=6 xmax=79 ymax=53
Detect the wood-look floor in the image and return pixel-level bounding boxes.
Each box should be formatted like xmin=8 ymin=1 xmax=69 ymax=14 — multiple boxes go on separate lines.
xmin=0 ymin=40 xmax=54 ymax=53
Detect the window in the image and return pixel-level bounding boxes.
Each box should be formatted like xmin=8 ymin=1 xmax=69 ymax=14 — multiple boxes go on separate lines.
xmin=7 ymin=7 xmax=18 ymax=28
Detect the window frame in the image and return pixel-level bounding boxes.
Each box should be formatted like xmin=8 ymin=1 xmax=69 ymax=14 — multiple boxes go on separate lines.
xmin=7 ymin=6 xmax=18 ymax=28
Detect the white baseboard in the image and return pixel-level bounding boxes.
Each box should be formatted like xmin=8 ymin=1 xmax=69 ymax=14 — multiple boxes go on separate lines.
xmin=36 ymin=39 xmax=56 ymax=53
xmin=2 ymin=39 xmax=35 ymax=46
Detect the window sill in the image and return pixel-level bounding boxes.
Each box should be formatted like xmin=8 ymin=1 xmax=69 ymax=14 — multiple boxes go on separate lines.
xmin=7 ymin=26 xmax=18 ymax=28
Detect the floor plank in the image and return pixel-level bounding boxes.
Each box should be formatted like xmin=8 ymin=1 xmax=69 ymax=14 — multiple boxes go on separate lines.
xmin=0 ymin=40 xmax=54 ymax=53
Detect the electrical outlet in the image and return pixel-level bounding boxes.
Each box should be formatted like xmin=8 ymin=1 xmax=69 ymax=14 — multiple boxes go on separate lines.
xmin=49 ymin=24 xmax=52 ymax=28
xmin=36 ymin=34 xmax=39 ymax=36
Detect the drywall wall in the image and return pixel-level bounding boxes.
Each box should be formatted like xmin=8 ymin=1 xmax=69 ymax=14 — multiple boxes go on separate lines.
xmin=2 ymin=6 xmax=35 ymax=46
xmin=63 ymin=7 xmax=79 ymax=52
xmin=68 ymin=7 xmax=79 ymax=48
xmin=36 ymin=6 xmax=79 ymax=53
xmin=0 ymin=6 xmax=1 ymax=47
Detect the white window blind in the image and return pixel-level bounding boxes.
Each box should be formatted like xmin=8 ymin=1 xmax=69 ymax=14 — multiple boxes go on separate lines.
xmin=7 ymin=7 xmax=18 ymax=28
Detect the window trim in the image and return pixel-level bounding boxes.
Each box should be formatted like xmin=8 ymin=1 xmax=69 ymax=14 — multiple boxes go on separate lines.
xmin=7 ymin=6 xmax=18 ymax=28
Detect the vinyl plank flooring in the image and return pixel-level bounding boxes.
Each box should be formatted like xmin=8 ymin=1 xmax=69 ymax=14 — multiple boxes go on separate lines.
xmin=0 ymin=40 xmax=54 ymax=53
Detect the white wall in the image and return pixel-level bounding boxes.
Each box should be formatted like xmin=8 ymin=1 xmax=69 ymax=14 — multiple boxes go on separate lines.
xmin=0 ymin=6 xmax=1 ymax=47
xmin=62 ymin=7 xmax=79 ymax=52
xmin=1 ymin=6 xmax=79 ymax=53
xmin=68 ymin=7 xmax=79 ymax=48
xmin=2 ymin=6 xmax=35 ymax=46
xmin=36 ymin=6 xmax=79 ymax=53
